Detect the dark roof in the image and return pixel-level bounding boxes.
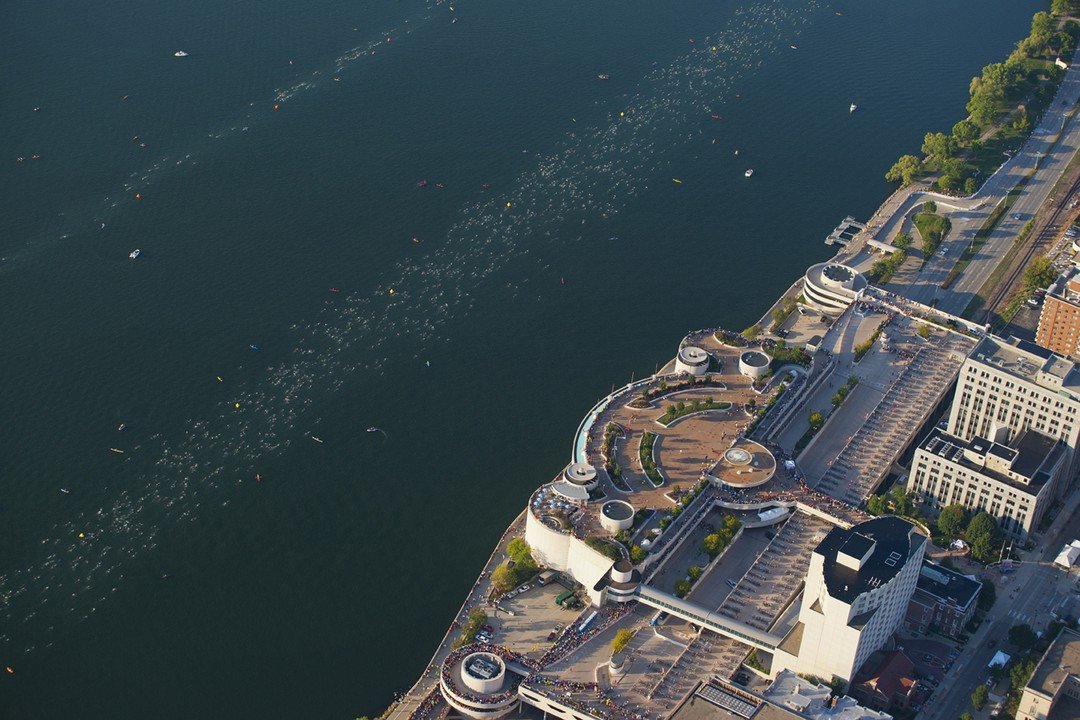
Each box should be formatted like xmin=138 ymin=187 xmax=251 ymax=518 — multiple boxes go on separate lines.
xmin=1015 ymin=338 xmax=1054 ymax=360
xmin=815 ymin=516 xmax=922 ymax=604
xmin=1013 ymin=430 xmax=1063 ymax=479
xmin=916 ymin=561 xmax=981 ymax=611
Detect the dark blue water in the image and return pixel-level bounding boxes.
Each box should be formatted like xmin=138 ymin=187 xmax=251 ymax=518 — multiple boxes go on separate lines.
xmin=0 ymin=0 xmax=1042 ymax=717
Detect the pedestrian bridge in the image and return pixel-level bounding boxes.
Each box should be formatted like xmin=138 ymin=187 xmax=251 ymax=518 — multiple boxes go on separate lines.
xmin=634 ymin=585 xmax=783 ymax=652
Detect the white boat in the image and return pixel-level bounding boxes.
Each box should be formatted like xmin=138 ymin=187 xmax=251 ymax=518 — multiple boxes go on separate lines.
xmin=129 ymin=249 xmax=140 ymax=259
xmin=744 ymin=168 xmax=754 ymax=178
xmin=849 ymin=103 xmax=857 ymax=113
xmin=174 ymin=51 xmax=189 ymax=58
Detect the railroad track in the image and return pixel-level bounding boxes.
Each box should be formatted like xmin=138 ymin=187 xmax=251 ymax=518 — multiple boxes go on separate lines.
xmin=982 ymin=173 xmax=1080 ymax=324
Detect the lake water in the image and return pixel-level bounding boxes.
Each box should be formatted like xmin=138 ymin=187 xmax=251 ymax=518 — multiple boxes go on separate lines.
xmin=0 ymin=0 xmax=1041 ymax=716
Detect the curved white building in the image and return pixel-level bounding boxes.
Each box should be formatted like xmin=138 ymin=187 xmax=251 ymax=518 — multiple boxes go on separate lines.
xmin=562 ymin=462 xmax=599 ymax=493
xmin=739 ymin=350 xmax=770 ymax=380
xmin=439 ymin=647 xmax=520 ymax=720
xmin=599 ymin=500 xmax=634 ymax=532
xmin=803 ymin=262 xmax=867 ymax=316
xmin=675 ymin=345 xmax=710 ymax=376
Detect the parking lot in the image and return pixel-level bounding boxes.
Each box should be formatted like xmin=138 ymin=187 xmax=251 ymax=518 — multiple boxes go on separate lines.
xmin=493 ymin=583 xmax=588 ymax=660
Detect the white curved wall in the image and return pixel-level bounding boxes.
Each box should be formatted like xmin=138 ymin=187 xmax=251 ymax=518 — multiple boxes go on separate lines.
xmin=566 ymin=538 xmax=616 ymax=594
xmin=599 ymin=501 xmax=635 ymax=533
xmin=525 ymin=511 xmax=572 ymax=571
xmin=461 ymin=653 xmax=506 ymax=695
xmin=739 ymin=352 xmax=770 ymax=380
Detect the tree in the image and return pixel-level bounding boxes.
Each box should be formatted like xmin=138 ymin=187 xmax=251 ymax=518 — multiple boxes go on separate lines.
xmin=742 ymin=325 xmax=761 ymax=340
xmin=971 ymin=685 xmax=989 ymax=711
xmin=507 ymin=538 xmax=533 ymax=565
xmin=960 ymin=712 xmax=974 ymax=720
xmin=866 ymin=494 xmax=886 ymax=516
xmin=1009 ymin=623 xmax=1039 ymax=651
xmin=938 ymin=504 xmax=968 ymax=538
xmin=890 ymin=486 xmax=915 ymax=516
xmin=1032 ymin=11 xmax=1056 ymax=49
xmin=1010 ymin=659 xmax=1037 ymax=692
xmin=968 ymin=85 xmax=1003 ymax=127
xmin=966 ymin=511 xmax=1003 ymax=563
xmin=1024 ymin=257 xmax=1058 ymax=291
xmin=894 ymin=231 xmax=914 ymax=250
xmin=674 ymin=578 xmax=692 ymax=598
xmin=491 ymin=564 xmax=516 ymax=593
xmin=922 ymin=132 xmax=955 ymax=168
xmin=886 ymin=154 xmax=923 ymax=186
xmin=917 ymin=324 xmax=933 ymax=340
xmin=688 ymin=565 xmax=703 ymax=581
xmin=630 ymin=544 xmax=646 ymax=564
xmin=1052 ymin=0 xmax=1073 ymax=17
xmin=952 ymin=119 xmax=980 ymax=145
xmin=964 ymin=177 xmax=978 ymax=195
xmin=808 ymin=411 xmax=825 ymax=432
xmin=611 ymin=628 xmax=636 ymax=654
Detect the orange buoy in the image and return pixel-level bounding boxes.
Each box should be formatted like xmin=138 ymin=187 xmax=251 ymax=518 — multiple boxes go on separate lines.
xmin=135 ymin=193 xmax=141 ymax=200
xmin=273 ymin=104 xmax=279 ymax=111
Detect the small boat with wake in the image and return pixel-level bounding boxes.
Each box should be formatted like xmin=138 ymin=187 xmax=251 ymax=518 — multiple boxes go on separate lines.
xmin=597 ymin=74 xmax=609 ymax=80
xmin=174 ymin=51 xmax=189 ymax=58
xmin=129 ymin=249 xmax=140 ymax=260
xmin=849 ymin=103 xmax=857 ymax=113
xmin=417 ymin=179 xmax=428 ymax=188
xmin=744 ymin=168 xmax=754 ymax=178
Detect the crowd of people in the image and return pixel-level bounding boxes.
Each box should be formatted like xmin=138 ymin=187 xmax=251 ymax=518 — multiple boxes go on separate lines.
xmin=538 ymin=601 xmax=635 ymax=667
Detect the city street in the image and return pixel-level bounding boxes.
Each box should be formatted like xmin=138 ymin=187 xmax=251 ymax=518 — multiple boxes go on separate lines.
xmin=921 ymin=487 xmax=1080 ymax=720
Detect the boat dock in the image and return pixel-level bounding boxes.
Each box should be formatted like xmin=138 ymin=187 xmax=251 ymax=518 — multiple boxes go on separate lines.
xmin=824 ymin=216 xmax=867 ymax=246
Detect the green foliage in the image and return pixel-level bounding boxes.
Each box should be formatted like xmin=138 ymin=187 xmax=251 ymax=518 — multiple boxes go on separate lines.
xmin=1024 ymin=256 xmax=1058 ymax=291
xmin=917 ymin=324 xmax=933 ymax=339
xmin=854 ymin=327 xmax=882 ymax=362
xmin=585 ymin=536 xmax=622 ymax=560
xmin=1010 ymin=659 xmax=1037 ymax=693
xmin=952 ymin=119 xmax=980 ymax=146
xmin=869 ymin=248 xmax=907 ymax=283
xmin=745 ymin=649 xmax=767 ymax=672
xmin=938 ymin=504 xmax=969 ymax=538
xmin=766 ymin=342 xmax=812 ymax=368
xmin=922 ymin=132 xmax=955 ymax=169
xmin=886 ymin=154 xmax=923 ymax=186
xmin=960 ymin=712 xmax=974 ymax=720
xmin=966 ymin=511 xmax=1003 ymax=564
xmin=702 ymin=515 xmax=742 ymax=557
xmin=830 ymin=375 xmax=860 ymax=408
xmin=658 ymin=398 xmax=731 ymax=426
xmin=866 ymin=494 xmax=886 ymax=516
xmin=611 ymin=628 xmax=636 ymax=654
xmin=688 ymin=565 xmax=703 ymax=581
xmin=865 ymin=486 xmax=917 ymax=519
xmin=772 ymin=296 xmax=799 ymax=330
xmin=639 ymin=431 xmax=664 ymax=486
xmin=1009 ymin=623 xmax=1038 ymax=650
xmin=741 ymin=325 xmax=761 ymax=340
xmin=894 ymin=231 xmax=914 ymax=250
xmin=507 ymin=538 xmax=533 ymax=565
xmin=1052 ymin=0 xmax=1076 ymax=16
xmin=808 ymin=411 xmax=825 ymax=432
xmin=629 ymin=544 xmax=646 ymax=564
xmin=673 ymin=578 xmax=692 ymax=598
xmin=454 ymin=607 xmax=489 ymax=648
xmin=914 ymin=212 xmax=951 ymax=258
xmin=971 ymin=684 xmax=988 ymax=711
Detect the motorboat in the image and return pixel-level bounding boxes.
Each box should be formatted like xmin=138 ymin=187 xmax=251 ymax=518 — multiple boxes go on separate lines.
xmin=129 ymin=249 xmax=140 ymax=259
xmin=597 ymin=74 xmax=609 ymax=80
xmin=849 ymin=103 xmax=857 ymax=113
xmin=744 ymin=169 xmax=754 ymax=178
xmin=174 ymin=51 xmax=189 ymax=58
xmin=417 ymin=179 xmax=428 ymax=188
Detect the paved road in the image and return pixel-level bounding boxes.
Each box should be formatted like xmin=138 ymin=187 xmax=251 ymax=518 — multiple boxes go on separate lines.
xmin=872 ymin=48 xmax=1080 ymax=315
xmin=921 ymin=487 xmax=1080 ymax=720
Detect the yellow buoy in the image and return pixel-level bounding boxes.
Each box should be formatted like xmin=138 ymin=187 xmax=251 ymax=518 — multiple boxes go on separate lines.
xmin=234 ymin=402 xmax=241 ymax=409
xmin=388 ymin=288 xmax=395 ymax=295
xmin=505 ymin=201 xmax=511 ymax=208
xmin=78 ymin=532 xmax=85 ymax=539
xmin=619 ymin=111 xmax=625 ymax=118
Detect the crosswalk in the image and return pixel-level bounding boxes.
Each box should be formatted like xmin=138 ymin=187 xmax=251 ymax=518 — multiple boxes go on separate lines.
xmin=1007 ymin=609 xmax=1033 ymax=623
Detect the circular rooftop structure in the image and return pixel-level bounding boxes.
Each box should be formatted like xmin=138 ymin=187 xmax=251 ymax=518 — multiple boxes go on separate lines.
xmin=676 ymin=345 xmax=710 ymax=376
xmin=600 ymin=499 xmax=634 ymax=532
xmin=739 ymin=350 xmax=771 ymax=380
xmin=724 ymin=447 xmax=753 ymax=466
xmin=440 ymin=646 xmax=518 ymax=719
xmin=710 ymin=439 xmax=776 ymax=489
xmin=804 ymin=262 xmax=867 ymax=316
xmin=563 ymin=462 xmax=598 ymax=491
